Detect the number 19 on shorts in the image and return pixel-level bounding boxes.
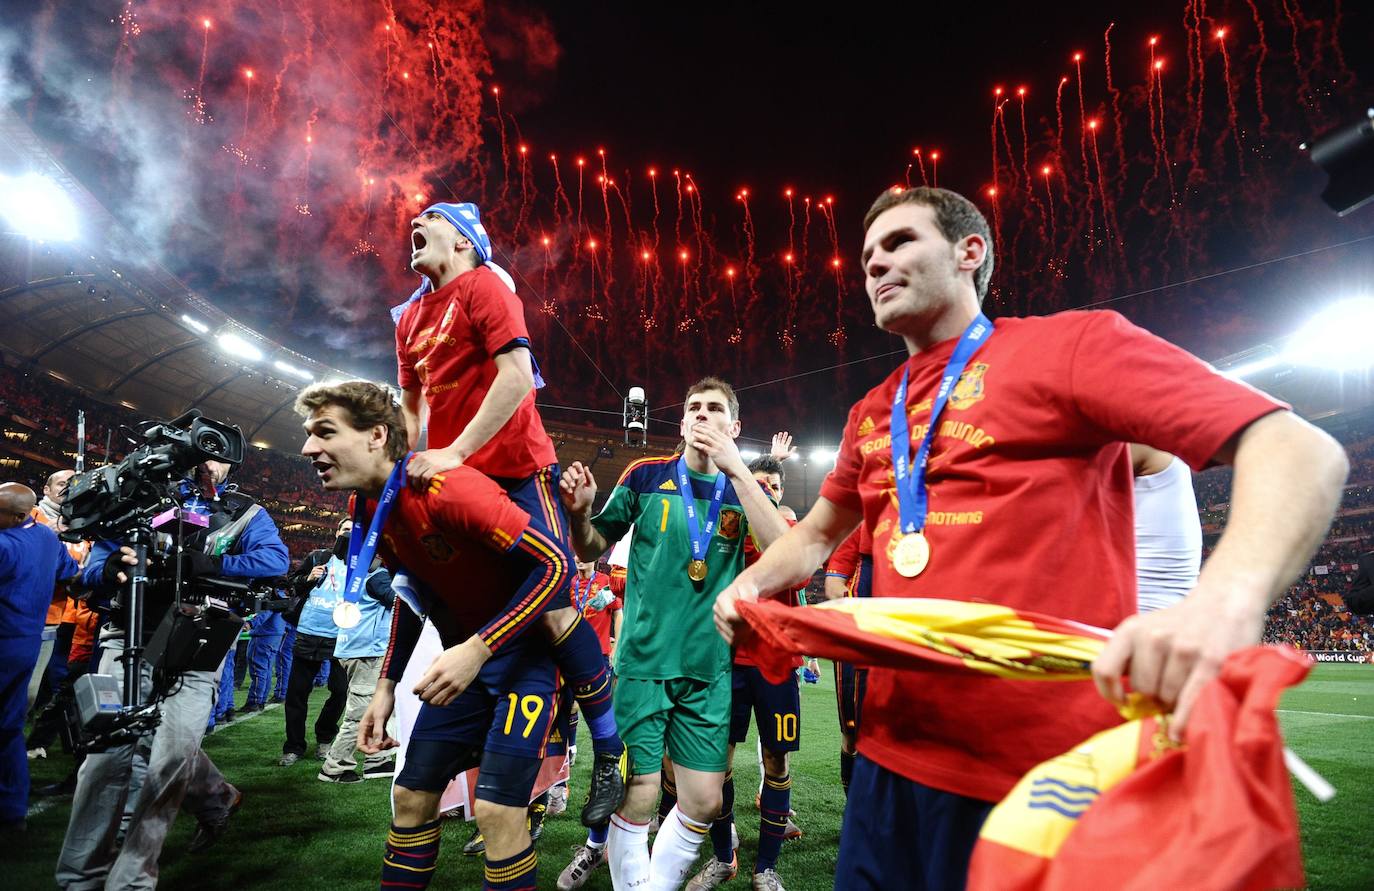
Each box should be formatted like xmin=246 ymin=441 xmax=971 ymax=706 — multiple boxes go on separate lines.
xmin=504 ymin=693 xmax=546 ymax=738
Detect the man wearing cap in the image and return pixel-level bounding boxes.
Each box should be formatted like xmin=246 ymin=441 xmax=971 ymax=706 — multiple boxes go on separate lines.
xmin=392 ymin=202 xmax=626 ymax=826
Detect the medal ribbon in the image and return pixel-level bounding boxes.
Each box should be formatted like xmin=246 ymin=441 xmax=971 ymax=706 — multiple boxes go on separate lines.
xmin=573 ymin=575 xmax=593 ymax=611
xmin=343 ymin=453 xmax=409 ymax=606
xmin=676 ymin=455 xmax=728 ymax=566
xmin=891 ymin=314 xmax=994 ymax=536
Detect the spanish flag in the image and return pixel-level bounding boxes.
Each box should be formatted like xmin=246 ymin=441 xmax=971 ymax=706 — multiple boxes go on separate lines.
xmin=735 ymin=598 xmax=1308 ymax=890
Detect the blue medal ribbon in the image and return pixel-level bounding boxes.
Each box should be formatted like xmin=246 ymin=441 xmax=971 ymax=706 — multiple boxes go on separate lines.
xmin=891 ymin=314 xmax=994 ymax=536
xmin=343 ymin=453 xmax=410 ymax=606
xmin=676 ymin=455 xmax=728 ymax=570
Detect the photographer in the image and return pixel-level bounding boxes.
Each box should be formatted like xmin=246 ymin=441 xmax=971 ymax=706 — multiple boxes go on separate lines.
xmin=56 ymin=459 xmax=289 ymax=890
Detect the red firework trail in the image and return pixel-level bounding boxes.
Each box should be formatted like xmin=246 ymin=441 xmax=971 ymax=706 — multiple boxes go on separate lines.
xmin=1277 ymin=0 xmax=1314 ymax=120
xmin=986 ymin=186 xmax=1003 ymax=284
xmin=737 ymin=188 xmax=759 ymax=314
xmin=574 ymin=156 xmax=585 ymax=243
xmin=548 ymin=155 xmax=569 ymax=231
xmin=801 ymin=196 xmax=812 ymax=271
xmin=930 ymin=150 xmax=940 ymax=188
xmin=1071 ymin=52 xmax=1096 ymax=252
xmin=1103 ymin=24 xmax=1127 ymax=201
xmin=515 ymin=144 xmax=530 ymax=241
xmin=672 ymin=169 xmax=684 ymax=248
xmin=648 ymin=167 xmax=661 ymax=249
xmin=904 ymin=163 xmax=912 ymax=188
xmin=1017 ymin=87 xmax=1032 ymax=188
xmin=1145 ymin=39 xmax=1164 ymax=193
xmin=997 ymin=101 xmax=1018 ymax=191
xmin=1087 ymin=120 xmax=1118 ymax=254
xmin=1215 ymin=27 xmax=1245 ymax=174
xmin=1054 ymin=76 xmax=1068 ymax=180
xmin=1185 ymin=2 xmax=1207 ymax=186
xmin=821 ymin=196 xmax=840 ymax=265
xmin=914 ymin=148 xmax=928 ymax=186
xmin=785 ymin=187 xmax=796 ymax=260
xmin=1040 ymin=164 xmax=1058 ymax=249
xmin=990 ymin=86 xmax=1002 ymax=190
xmin=492 ymin=85 xmax=510 ymax=205
xmin=196 ymin=18 xmax=210 ymax=101
xmin=1243 ymin=0 xmax=1271 ymax=136
xmin=597 ymin=148 xmax=613 ymax=274
xmin=1154 ymin=56 xmax=1177 ymax=202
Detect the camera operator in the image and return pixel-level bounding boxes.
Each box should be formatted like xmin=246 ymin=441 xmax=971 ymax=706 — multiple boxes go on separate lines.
xmin=56 ymin=459 xmax=289 ymax=890
xmin=1 ymin=482 xmax=81 ymax=832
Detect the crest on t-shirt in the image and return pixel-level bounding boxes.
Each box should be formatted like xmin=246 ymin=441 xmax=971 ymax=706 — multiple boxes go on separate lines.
xmin=949 ymin=362 xmax=988 ymax=410
xmin=856 ymin=416 xmax=876 ymax=437
xmin=420 ymin=534 xmax=455 ymax=562
xmin=717 ymin=508 xmax=743 ymax=540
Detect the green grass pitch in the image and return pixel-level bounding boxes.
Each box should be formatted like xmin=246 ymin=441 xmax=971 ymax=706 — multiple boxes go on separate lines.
xmin=16 ymin=663 xmax=1371 ymax=889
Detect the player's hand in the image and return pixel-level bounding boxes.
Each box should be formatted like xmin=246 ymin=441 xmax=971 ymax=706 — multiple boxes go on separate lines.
xmin=1091 ymin=582 xmax=1266 ymax=741
xmin=714 ymin=576 xmax=761 ymax=644
xmin=406 ymin=447 xmax=463 ymax=490
xmin=102 ymin=546 xmax=139 ymax=585
xmin=307 ymin=564 xmax=326 ymax=582
xmin=769 ymin=432 xmax=797 ymax=462
xmin=690 ymin=423 xmax=748 ymax=478
xmin=558 ymin=462 xmax=598 ymax=516
xmin=358 ymin=683 xmax=399 ymax=754
xmin=414 ymin=636 xmax=492 ymax=707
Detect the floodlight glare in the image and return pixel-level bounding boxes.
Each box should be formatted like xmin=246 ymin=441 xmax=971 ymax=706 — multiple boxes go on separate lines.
xmin=0 ymin=172 xmax=79 ymax=241
xmin=180 ymin=314 xmax=209 ymax=334
xmin=810 ymin=448 xmax=838 ymax=464
xmin=1222 ymin=356 xmax=1284 ymax=380
xmin=740 ymin=449 xmax=762 ymax=462
xmin=273 ymin=359 xmax=313 ymax=381
xmin=1284 ymin=297 xmax=1374 ymax=372
xmin=216 ymin=332 xmax=263 ymax=362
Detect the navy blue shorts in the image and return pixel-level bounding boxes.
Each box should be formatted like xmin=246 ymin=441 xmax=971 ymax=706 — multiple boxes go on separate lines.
xmin=837 ymin=755 xmax=994 ymax=891
xmin=728 ymin=664 xmax=800 ymax=753
xmin=494 ymin=466 xmax=577 ymax=613
xmin=544 ymin=683 xmax=577 ymax=758
xmin=396 ymin=640 xmax=556 ymax=797
xmin=836 ymin=553 xmax=873 ymax=734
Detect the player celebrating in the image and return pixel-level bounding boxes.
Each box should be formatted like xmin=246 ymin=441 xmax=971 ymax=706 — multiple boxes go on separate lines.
xmin=689 ymin=451 xmax=805 ymax=891
xmin=298 ymin=380 xmax=564 ymax=891
xmin=559 ymin=378 xmax=789 ymax=891
xmin=394 ymin=200 xmax=625 ymax=825
xmin=714 ymin=186 xmax=1348 ymax=888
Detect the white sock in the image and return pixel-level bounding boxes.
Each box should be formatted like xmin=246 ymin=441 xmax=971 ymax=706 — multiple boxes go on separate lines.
xmin=648 ymin=805 xmax=711 ymax=890
xmin=607 ymin=813 xmax=651 ymax=890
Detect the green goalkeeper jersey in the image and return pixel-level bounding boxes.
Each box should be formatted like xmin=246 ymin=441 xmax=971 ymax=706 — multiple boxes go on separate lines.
xmin=591 ymin=454 xmax=751 ymax=682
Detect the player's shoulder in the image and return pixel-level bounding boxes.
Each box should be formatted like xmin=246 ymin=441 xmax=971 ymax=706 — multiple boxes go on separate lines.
xmin=613 ymin=454 xmax=678 ymax=490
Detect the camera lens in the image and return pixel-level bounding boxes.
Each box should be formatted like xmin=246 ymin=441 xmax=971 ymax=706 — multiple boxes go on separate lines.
xmin=196 ymin=430 xmax=229 ymax=455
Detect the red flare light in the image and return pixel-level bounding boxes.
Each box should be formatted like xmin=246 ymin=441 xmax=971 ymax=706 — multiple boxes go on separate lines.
xmin=685 ymin=184 xmax=694 ymax=193
xmin=305 ymin=135 xmax=312 ymax=143
xmin=784 ymin=188 xmax=793 ymax=197
xmin=1017 ymin=86 xmax=1027 ymax=97
xmin=994 ymin=86 xmax=1003 ymax=96
xmin=576 ymin=158 xmax=585 ymax=167
xmin=597 ymin=148 xmax=605 ymax=156
xmin=830 ymin=257 xmax=841 ymax=268
xmin=987 ymin=186 xmax=998 ymax=197
xmin=1215 ymin=27 xmax=1227 ymax=39
xmin=725 ymin=267 xmax=736 ymax=278
xmin=929 ymin=151 xmax=940 ymax=161
xmin=549 ymin=154 xmax=557 ymax=162
xmin=202 ymin=18 xmax=211 ymax=29
xmin=1041 ymin=165 xmax=1052 ymax=176
xmin=641 ymin=251 xmax=651 ymax=261
xmin=244 ymin=69 xmax=254 ymax=79
xmin=491 ymin=85 xmax=500 ymax=96
xmin=402 ymin=72 xmax=409 ymax=80
xmin=518 ymin=145 xmax=527 ymax=154
xmin=587 ymin=239 xmax=597 ymax=250
xmin=784 ymin=253 xmax=794 ymax=263
xmin=1088 ymin=119 xmax=1099 ymax=130
xmin=1149 ymin=36 xmax=1159 ymax=46
xmin=648 ymin=167 xmax=657 ymax=177
xmin=1072 ymin=52 xmax=1083 ymax=62
xmin=824 ymin=196 xmax=834 ymax=205
xmin=679 ymin=249 xmax=689 ymax=262
xmin=542 ymin=237 xmax=551 ymax=247
xmin=1155 ymin=59 xmax=1165 ymax=71
xmin=414 ymin=193 xmax=424 ymax=202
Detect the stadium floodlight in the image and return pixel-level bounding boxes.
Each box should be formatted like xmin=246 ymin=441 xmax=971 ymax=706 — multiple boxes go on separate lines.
xmin=740 ymin=448 xmax=762 ymax=462
xmin=1283 ymin=297 xmax=1374 ymax=372
xmin=216 ymin=331 xmax=263 ymax=362
xmin=1222 ymin=355 xmax=1284 ymax=380
xmin=180 ymin=314 xmax=209 ymax=334
xmin=810 ymin=448 xmax=837 ymax=464
xmin=273 ymin=359 xmax=313 ymax=381
xmin=0 ymin=172 xmax=79 ymax=241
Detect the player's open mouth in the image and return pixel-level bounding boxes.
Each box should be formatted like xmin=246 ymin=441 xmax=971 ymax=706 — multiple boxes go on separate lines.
xmin=313 ymin=460 xmax=334 ymax=480
xmin=411 ymin=230 xmax=427 ymax=256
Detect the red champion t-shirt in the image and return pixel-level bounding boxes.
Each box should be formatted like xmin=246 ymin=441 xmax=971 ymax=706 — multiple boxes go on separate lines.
xmin=395 ymin=266 xmax=557 ymax=479
xmin=738 ymin=517 xmax=803 ymax=668
xmin=572 ymin=570 xmax=621 ymax=656
xmin=359 ymin=465 xmax=544 ymax=654
xmin=826 ymin=528 xmax=862 ymax=580
xmin=819 ymin=310 xmax=1285 ymax=802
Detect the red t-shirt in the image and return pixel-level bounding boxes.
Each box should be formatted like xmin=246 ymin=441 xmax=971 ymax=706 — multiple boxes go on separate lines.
xmin=738 ymin=517 xmax=803 ymax=668
xmin=819 ymin=310 xmax=1285 ymax=802
xmin=395 ymin=266 xmax=557 ymax=479
xmin=365 ymin=465 xmax=541 ymax=653
xmin=572 ymin=571 xmax=621 ymax=656
xmin=826 ymin=528 xmax=862 ymax=581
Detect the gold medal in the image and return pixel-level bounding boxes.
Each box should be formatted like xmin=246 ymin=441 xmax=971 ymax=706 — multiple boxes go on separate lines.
xmin=891 ymin=532 xmax=930 ymax=578
xmin=688 ymin=559 xmax=708 ymax=582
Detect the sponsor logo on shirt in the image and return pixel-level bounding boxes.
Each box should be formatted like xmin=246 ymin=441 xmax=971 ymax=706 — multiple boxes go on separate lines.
xmin=658 ymin=479 xmax=678 ymax=491
xmin=856 ymin=416 xmax=876 ymax=437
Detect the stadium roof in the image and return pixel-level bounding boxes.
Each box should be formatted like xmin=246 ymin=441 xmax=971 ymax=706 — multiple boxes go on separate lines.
xmin=0 ymin=107 xmax=351 ymax=451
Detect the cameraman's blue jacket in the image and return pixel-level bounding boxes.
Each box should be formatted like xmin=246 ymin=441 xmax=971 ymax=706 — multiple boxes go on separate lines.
xmin=82 ymin=498 xmax=290 ymax=593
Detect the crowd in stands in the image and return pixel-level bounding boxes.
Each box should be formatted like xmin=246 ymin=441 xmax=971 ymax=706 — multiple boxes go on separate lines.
xmin=4 ymin=356 xmax=1374 ymax=643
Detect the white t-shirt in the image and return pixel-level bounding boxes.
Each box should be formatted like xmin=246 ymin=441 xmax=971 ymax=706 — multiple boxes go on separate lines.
xmin=1134 ymin=456 xmax=1203 ymax=612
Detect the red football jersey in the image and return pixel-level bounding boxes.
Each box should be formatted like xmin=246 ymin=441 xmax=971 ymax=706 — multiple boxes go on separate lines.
xmin=819 ymin=310 xmax=1285 ymax=802
xmin=572 ymin=570 xmax=621 ymax=656
xmin=363 ymin=465 xmax=551 ymax=653
xmin=395 ymin=266 xmax=557 ymax=479
xmin=826 ymin=528 xmax=862 ymax=581
xmin=738 ymin=516 xmax=803 ymax=668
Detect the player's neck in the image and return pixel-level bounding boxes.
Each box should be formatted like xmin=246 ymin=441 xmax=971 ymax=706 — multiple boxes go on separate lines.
xmin=356 ymin=459 xmax=396 ymax=499
xmin=683 ymin=446 xmax=717 ymax=476
xmin=899 ymin=294 xmax=981 ymax=356
xmin=422 ymin=256 xmax=478 ymax=292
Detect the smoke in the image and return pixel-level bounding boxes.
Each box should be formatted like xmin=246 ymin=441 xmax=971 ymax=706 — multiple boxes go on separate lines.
xmin=2 ymin=0 xmax=553 ymax=366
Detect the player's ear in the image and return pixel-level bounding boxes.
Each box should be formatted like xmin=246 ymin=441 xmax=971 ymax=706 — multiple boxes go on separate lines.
xmin=728 ymin=418 xmax=742 ymax=438
xmin=370 ymin=423 xmax=389 ymax=453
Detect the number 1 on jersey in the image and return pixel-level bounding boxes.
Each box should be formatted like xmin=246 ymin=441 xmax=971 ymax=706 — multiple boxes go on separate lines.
xmin=660 ymin=497 xmax=671 ymax=532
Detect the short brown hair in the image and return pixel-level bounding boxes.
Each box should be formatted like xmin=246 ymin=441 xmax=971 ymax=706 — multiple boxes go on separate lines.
xmin=684 ymin=376 xmax=739 ymax=421
xmin=294 ymin=380 xmax=408 ymax=462
xmin=862 ymin=186 xmax=995 ymax=302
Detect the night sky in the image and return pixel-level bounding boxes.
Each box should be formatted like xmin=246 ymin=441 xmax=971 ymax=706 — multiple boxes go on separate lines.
xmin=4 ymin=1 xmax=1373 ymax=448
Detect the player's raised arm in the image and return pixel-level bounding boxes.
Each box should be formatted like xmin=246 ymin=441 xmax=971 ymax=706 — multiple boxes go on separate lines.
xmin=560 ymin=461 xmax=610 ymax=561
xmin=715 ymin=496 xmax=861 ymax=643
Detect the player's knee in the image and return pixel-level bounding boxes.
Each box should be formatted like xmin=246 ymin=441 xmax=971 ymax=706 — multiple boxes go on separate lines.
xmin=761 ymin=748 xmax=789 ymax=776
xmin=392 ymin=784 xmax=439 ymax=826
xmin=475 ymin=750 xmax=542 ymax=809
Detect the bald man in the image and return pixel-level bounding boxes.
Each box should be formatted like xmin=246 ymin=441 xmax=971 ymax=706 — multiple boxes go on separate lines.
xmin=0 ymin=482 xmax=81 ymax=829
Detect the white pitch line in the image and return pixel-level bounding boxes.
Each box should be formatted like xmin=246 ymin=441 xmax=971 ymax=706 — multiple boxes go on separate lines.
xmin=1277 ymin=708 xmax=1374 ymax=721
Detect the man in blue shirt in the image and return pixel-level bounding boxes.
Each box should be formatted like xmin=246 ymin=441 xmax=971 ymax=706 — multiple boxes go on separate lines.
xmin=278 ymin=519 xmax=352 ymax=767
xmin=1 ymin=482 xmax=81 ymax=830
xmin=56 ymin=460 xmax=289 ymax=889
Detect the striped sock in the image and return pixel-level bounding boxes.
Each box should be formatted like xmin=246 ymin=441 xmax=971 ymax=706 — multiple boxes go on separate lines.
xmin=658 ymin=774 xmax=677 ymax=822
xmin=483 ymin=843 xmax=537 ymax=891
xmin=380 ymin=819 xmax=440 ymax=889
xmin=756 ymin=773 xmax=792 ymax=872
xmin=552 ymin=619 xmax=622 ymax=755
xmin=709 ymin=771 xmax=735 ymax=862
